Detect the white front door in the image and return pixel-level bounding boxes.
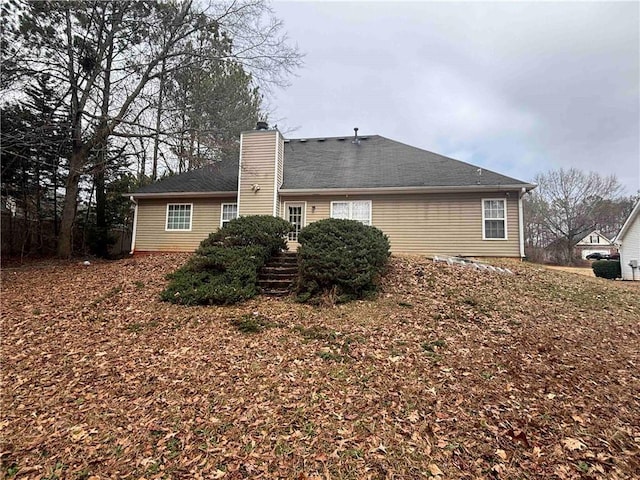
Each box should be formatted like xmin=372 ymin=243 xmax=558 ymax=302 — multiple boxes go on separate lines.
xmin=286 ymin=203 xmax=305 ymax=242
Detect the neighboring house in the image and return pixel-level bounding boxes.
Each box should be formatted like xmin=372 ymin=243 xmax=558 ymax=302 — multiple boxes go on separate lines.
xmin=129 ymin=124 xmax=535 ymax=257
xmin=575 ymin=230 xmax=616 ymax=259
xmin=615 ymin=201 xmax=640 ymax=280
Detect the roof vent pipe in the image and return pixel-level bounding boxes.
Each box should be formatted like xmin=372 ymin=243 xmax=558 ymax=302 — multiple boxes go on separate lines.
xmin=256 ymin=121 xmax=268 ymax=130
xmin=352 ymin=127 xmax=360 ymax=145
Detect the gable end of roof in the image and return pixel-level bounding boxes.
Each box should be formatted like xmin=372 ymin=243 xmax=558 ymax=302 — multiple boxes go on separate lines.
xmin=615 ymin=201 xmax=640 ymax=242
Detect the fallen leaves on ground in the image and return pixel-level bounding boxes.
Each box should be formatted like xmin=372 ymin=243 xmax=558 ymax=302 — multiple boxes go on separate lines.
xmin=1 ymin=254 xmax=639 ymax=479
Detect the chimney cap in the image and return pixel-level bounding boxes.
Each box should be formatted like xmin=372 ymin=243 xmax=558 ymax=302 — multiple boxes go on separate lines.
xmin=256 ymin=121 xmax=269 ymax=130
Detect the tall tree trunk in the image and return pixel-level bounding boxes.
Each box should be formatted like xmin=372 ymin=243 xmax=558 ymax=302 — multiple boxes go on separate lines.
xmin=93 ymin=30 xmax=115 ymax=258
xmin=57 ymin=6 xmax=82 ymax=258
xmin=57 ymin=149 xmax=83 ymax=257
xmin=53 ymin=156 xmax=58 ymax=237
xmin=152 ymin=57 xmax=167 ymax=181
xmin=94 ymin=161 xmax=108 ymax=257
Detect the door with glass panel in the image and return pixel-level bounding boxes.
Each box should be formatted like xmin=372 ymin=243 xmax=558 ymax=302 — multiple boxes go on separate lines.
xmin=286 ymin=203 xmax=305 ymax=242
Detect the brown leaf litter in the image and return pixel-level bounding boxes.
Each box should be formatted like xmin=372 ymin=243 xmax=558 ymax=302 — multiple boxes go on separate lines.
xmin=1 ymin=254 xmax=638 ymax=479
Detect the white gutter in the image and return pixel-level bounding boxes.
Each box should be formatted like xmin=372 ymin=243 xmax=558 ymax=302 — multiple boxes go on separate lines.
xmin=518 ymin=187 xmax=526 ymax=258
xmin=129 ymin=196 xmax=138 ymax=255
xmin=279 ymin=184 xmax=536 ymax=196
xmin=129 ymin=191 xmax=235 ymax=199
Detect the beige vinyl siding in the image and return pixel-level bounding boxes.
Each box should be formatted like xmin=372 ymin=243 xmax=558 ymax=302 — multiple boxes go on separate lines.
xmin=238 ymin=130 xmax=278 ymax=216
xmin=135 ymin=197 xmax=234 ymax=252
xmin=281 ymin=192 xmax=521 ymax=257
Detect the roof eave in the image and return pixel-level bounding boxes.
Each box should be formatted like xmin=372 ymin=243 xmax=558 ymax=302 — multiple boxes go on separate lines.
xmin=127 ymin=191 xmax=236 ymax=199
xmin=279 ymin=184 xmax=536 ymax=196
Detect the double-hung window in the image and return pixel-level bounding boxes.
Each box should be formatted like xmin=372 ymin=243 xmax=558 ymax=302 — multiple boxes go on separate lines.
xmin=482 ymin=199 xmax=507 ymax=239
xmin=166 ymin=204 xmax=192 ymax=231
xmin=330 ymin=200 xmax=372 ymax=225
xmin=220 ymin=203 xmax=238 ymax=228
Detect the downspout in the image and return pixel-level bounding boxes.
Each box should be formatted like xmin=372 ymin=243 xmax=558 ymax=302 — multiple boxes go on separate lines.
xmin=518 ymin=187 xmax=526 ymax=259
xmin=236 ymin=134 xmax=243 ymax=216
xmin=129 ymin=196 xmax=138 ymax=255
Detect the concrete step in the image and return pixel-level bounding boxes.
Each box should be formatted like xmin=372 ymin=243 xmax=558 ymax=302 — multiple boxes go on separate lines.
xmin=258 ymin=278 xmax=293 ymax=289
xmin=260 ymin=288 xmax=291 ymax=297
xmin=268 ymin=259 xmax=298 ymax=267
xmin=258 ymin=253 xmax=298 ymax=296
xmin=260 ymin=266 xmax=298 ymax=275
xmin=258 ymin=272 xmax=297 ymax=280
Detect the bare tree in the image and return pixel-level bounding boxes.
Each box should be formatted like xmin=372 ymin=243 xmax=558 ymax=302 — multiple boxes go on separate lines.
xmin=7 ymin=0 xmax=302 ymax=257
xmin=525 ymin=168 xmax=623 ymax=264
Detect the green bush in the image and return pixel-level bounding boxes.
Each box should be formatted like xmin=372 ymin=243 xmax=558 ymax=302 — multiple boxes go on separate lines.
xmin=198 ymin=215 xmax=291 ymax=254
xmin=592 ymin=260 xmax=621 ymax=279
xmin=161 ymin=216 xmax=293 ymax=305
xmin=297 ymin=218 xmax=390 ymax=303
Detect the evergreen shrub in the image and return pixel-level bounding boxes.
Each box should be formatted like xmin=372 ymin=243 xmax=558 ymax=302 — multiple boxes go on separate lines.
xmin=297 ymin=218 xmax=390 ymax=303
xmin=161 ymin=216 xmax=292 ymax=305
xmin=197 ymin=215 xmax=291 ymax=254
xmin=592 ymin=260 xmax=621 ymax=280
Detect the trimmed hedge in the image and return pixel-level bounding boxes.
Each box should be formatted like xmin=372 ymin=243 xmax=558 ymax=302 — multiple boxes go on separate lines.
xmin=296 ymin=218 xmax=390 ymax=303
xmin=592 ymin=260 xmax=621 ymax=280
xmin=161 ymin=216 xmax=292 ymax=305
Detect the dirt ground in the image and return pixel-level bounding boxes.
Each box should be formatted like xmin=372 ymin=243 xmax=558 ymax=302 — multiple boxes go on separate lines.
xmin=2 ymin=254 xmax=639 ymax=479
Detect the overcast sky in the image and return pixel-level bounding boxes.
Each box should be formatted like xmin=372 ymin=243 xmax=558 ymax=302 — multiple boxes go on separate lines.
xmin=269 ymin=1 xmax=640 ymax=195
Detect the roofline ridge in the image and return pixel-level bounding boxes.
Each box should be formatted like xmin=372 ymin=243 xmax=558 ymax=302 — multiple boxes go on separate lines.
xmin=287 ymin=134 xmax=379 ymax=141
xmin=376 ymin=136 xmax=532 ymax=186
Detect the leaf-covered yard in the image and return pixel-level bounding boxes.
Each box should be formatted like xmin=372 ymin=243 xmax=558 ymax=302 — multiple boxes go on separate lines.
xmin=2 ymin=254 xmax=639 ymax=479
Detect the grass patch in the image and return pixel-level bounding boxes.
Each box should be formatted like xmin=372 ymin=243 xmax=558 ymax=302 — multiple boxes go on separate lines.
xmin=317 ymin=350 xmax=343 ymax=362
xmin=231 ymin=313 xmax=276 ymax=334
xmin=126 ymin=322 xmax=144 ymax=333
xmin=294 ymin=325 xmax=338 ymax=341
xmin=422 ymin=339 xmax=446 ymax=352
xmin=90 ymin=285 xmax=122 ymax=307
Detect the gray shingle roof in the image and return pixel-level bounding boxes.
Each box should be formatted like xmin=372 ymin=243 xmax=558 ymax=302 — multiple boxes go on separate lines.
xmin=134 ymin=158 xmax=238 ymax=194
xmin=282 ymin=135 xmax=530 ymax=190
xmin=133 ymin=134 xmax=532 ymax=195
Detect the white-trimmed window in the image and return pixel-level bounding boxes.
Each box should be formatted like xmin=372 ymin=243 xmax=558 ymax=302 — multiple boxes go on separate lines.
xmin=330 ymin=200 xmax=372 ymax=226
xmin=220 ymin=203 xmax=238 ymax=228
xmin=166 ymin=203 xmax=192 ymax=231
xmin=482 ymin=199 xmax=507 ymax=240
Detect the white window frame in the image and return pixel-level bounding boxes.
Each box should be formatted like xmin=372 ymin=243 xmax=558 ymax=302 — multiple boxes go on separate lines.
xmin=284 ymin=201 xmax=306 ymax=242
xmin=482 ymin=198 xmax=507 ymax=240
xmin=165 ymin=203 xmax=193 ymax=232
xmin=330 ymin=200 xmax=372 ymax=226
xmin=220 ymin=203 xmax=238 ymax=228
